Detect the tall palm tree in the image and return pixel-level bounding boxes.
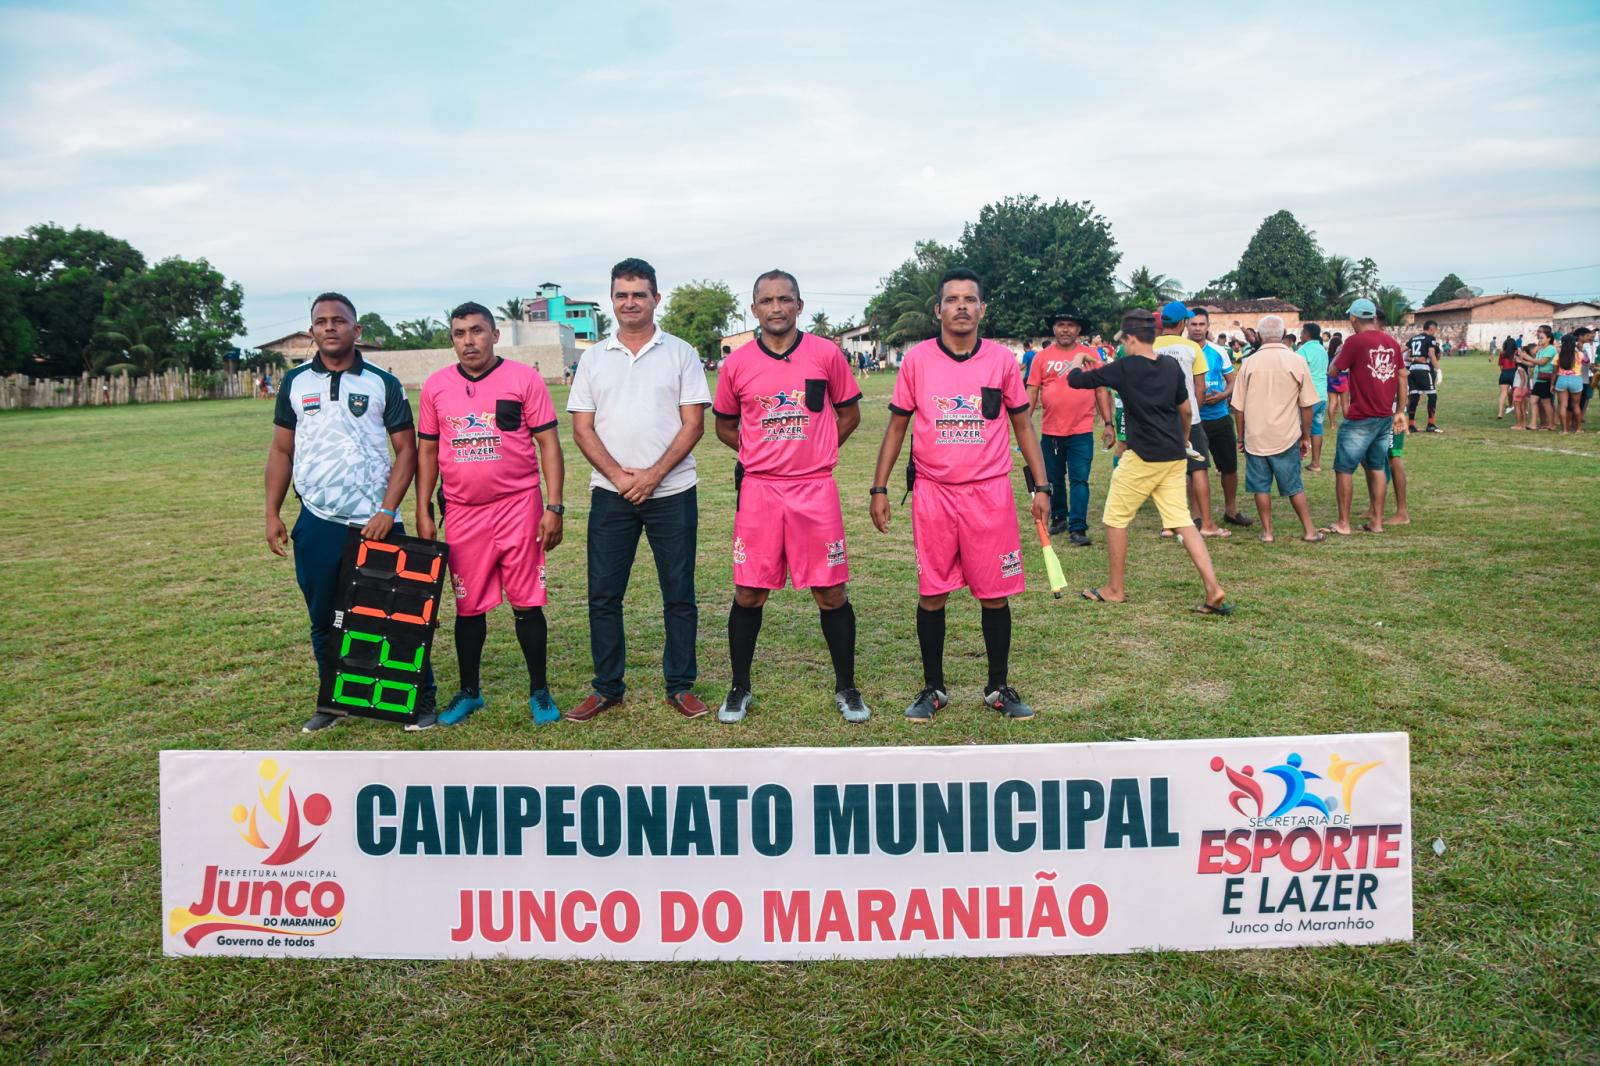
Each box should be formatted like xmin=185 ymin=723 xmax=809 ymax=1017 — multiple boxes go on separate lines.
xmin=595 ymin=311 xmax=613 ymax=338
xmin=808 ymin=311 xmax=833 ymax=337
xmin=1319 ymin=256 xmax=1356 ymax=318
xmin=499 ymin=297 xmax=525 ymax=321
xmin=1120 ymin=267 xmax=1183 ymax=309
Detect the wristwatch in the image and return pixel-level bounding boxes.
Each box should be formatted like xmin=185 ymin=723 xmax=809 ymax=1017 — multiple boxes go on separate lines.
xmin=869 ymin=486 xmax=889 ymax=496
xmin=546 ymin=504 xmax=565 ymax=516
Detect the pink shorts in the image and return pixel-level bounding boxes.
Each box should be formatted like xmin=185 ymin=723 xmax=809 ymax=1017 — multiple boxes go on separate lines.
xmin=911 ymin=474 xmax=1025 ymax=600
xmin=444 ymin=487 xmax=547 ymax=616
xmin=733 ymin=474 xmax=848 ymax=590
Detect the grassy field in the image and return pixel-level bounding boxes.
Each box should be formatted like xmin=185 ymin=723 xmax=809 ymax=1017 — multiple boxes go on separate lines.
xmin=1 ymin=356 xmax=1596 ymax=1063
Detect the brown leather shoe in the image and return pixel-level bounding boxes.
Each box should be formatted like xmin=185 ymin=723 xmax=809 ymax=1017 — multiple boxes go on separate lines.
xmin=666 ymin=691 xmax=709 ymax=719
xmin=569 ymin=692 xmax=623 ymax=722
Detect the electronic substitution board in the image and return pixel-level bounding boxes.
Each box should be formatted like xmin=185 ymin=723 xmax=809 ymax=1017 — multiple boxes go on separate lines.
xmin=317 ymin=527 xmax=448 ymax=725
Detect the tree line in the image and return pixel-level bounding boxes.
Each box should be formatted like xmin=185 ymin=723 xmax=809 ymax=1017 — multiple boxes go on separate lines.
xmin=864 ymin=202 xmax=1476 ymax=348
xmin=0 ymin=212 xmax=1488 ymax=380
xmin=0 ymin=224 xmax=243 ymax=378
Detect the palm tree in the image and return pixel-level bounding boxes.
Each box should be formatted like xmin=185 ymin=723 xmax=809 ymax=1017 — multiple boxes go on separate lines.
xmin=1375 ymin=286 xmax=1412 ymax=329
xmin=595 ymin=311 xmax=612 ymax=338
xmin=1120 ymin=267 xmax=1183 ymax=309
xmin=90 ymin=313 xmax=179 ymax=376
xmin=809 ymin=311 xmax=833 ymax=337
xmin=874 ymin=269 xmax=942 ymax=347
xmin=500 ymin=297 xmax=525 ymax=321
xmin=1319 ymin=256 xmax=1356 ymax=318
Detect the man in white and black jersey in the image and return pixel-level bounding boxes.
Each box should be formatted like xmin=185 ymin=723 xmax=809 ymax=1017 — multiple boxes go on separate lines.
xmin=265 ymin=292 xmax=434 ymax=733
xmin=1406 ymin=320 xmax=1442 ymax=433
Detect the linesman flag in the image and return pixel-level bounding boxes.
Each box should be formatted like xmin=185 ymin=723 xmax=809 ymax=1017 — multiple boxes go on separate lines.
xmin=1034 ymin=518 xmax=1067 ymax=598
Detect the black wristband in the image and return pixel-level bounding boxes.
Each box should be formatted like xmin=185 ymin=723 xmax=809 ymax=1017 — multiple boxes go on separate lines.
xmin=546 ymin=504 xmax=565 ymax=516
xmin=869 ymin=486 xmax=889 ymax=496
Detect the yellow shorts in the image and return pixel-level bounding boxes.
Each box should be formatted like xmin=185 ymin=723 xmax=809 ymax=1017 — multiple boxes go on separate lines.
xmin=1102 ymin=452 xmax=1191 ymax=529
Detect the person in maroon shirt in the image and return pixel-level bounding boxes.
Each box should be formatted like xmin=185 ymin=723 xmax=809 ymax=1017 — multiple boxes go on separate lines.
xmin=1321 ymin=299 xmax=1408 ymax=535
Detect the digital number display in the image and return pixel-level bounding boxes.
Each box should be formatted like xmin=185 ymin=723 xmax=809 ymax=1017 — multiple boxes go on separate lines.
xmin=317 ymin=528 xmax=448 ymax=725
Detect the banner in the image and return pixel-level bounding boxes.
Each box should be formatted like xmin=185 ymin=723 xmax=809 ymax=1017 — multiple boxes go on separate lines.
xmin=160 ymin=733 xmax=1412 ymax=960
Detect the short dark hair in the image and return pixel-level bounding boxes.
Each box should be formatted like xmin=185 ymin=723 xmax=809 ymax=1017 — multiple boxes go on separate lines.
xmin=936 ymin=267 xmax=983 ymax=302
xmin=311 ymin=292 xmax=356 ymax=319
xmin=752 ymin=269 xmax=800 ymax=301
xmin=1120 ymin=309 xmax=1157 ymax=342
xmin=1189 ymin=308 xmax=1210 ymax=321
xmin=450 ymin=301 xmax=495 ymax=326
xmin=1302 ymin=322 xmax=1322 ymax=340
xmin=611 ymin=258 xmax=658 ymax=296
xmin=1424 ymin=320 xmax=1438 ymax=331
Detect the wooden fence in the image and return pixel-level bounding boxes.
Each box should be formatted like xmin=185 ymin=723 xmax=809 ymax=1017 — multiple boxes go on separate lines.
xmin=0 ymin=369 xmax=256 ymax=410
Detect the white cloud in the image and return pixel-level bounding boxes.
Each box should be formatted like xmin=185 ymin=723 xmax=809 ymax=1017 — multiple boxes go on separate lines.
xmin=2 ymin=0 xmax=1597 ymax=341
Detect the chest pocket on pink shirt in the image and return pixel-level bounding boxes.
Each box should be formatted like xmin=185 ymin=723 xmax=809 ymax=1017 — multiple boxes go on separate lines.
xmin=980 ymin=387 xmax=1002 ymax=420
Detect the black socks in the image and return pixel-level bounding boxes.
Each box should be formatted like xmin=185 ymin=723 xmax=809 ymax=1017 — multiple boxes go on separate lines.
xmin=916 ymin=606 xmax=946 ymax=692
xmin=512 ymin=606 xmax=548 ymax=693
xmin=454 ymin=612 xmax=487 ymax=693
xmin=981 ymin=603 xmax=1011 ymax=692
xmin=728 ymin=602 xmax=763 ymax=691
xmin=456 ymin=608 xmax=547 ymax=694
xmin=819 ymin=602 xmax=857 ymax=692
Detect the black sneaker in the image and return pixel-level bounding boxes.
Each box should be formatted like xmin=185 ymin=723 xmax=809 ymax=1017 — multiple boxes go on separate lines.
xmin=1424 ymin=424 xmax=1442 ymax=433
xmin=1048 ymin=518 xmax=1068 ymax=536
xmin=1068 ymin=532 xmax=1091 ymax=547
xmin=405 ymin=687 xmax=439 ymax=732
xmin=984 ymin=685 xmax=1035 ymax=719
xmin=835 ymin=687 xmax=871 ymax=723
xmin=301 ymin=710 xmax=341 ymax=733
xmin=904 ymin=687 xmax=948 ymax=723
xmin=718 ymin=687 xmax=753 ymax=724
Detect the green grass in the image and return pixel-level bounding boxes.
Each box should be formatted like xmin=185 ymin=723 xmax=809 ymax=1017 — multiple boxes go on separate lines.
xmin=1 ymin=358 xmax=1597 ymax=1063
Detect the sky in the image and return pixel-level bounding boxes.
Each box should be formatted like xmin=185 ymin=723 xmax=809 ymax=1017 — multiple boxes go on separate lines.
xmin=3 ymin=0 xmax=1599 ymax=346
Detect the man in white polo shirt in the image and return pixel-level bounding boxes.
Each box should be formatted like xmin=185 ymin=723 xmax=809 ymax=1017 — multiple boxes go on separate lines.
xmin=567 ymin=258 xmax=713 ymax=721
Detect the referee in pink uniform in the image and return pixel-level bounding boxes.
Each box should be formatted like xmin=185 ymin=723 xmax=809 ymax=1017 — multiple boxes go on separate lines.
xmin=869 ymin=268 xmax=1051 ymax=722
xmin=712 ymin=270 xmax=868 ymax=724
xmin=415 ymin=301 xmax=565 ymax=729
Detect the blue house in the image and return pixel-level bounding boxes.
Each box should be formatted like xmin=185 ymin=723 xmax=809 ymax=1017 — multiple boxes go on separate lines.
xmin=523 ymin=282 xmax=602 ymax=342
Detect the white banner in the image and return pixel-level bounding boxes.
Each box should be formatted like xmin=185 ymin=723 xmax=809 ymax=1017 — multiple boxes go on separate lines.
xmin=160 ymin=733 xmax=1412 ymax=960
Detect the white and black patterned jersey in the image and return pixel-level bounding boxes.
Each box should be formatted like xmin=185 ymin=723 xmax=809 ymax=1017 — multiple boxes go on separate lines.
xmin=273 ymin=352 xmax=413 ymax=523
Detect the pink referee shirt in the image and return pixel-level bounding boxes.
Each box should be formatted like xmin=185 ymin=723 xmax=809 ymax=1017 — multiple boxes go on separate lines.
xmin=890 ymin=336 xmax=1030 ymax=484
xmin=418 ymin=357 xmax=557 ymax=506
xmin=713 ymin=332 xmax=862 ymax=477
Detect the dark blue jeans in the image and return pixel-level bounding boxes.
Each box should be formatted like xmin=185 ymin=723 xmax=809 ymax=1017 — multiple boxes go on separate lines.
xmin=291 ymin=509 xmax=435 ymax=691
xmin=1041 ymin=432 xmax=1094 ymax=533
xmin=587 ymin=486 xmax=698 ymax=699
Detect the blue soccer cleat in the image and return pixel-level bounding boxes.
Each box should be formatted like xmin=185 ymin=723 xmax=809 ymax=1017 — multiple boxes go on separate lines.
xmin=529 ymin=688 xmax=561 ymax=725
xmin=438 ymin=688 xmax=485 ymax=726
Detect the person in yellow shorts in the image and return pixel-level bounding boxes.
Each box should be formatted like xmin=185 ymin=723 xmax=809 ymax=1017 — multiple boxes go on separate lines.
xmin=1067 ymin=309 xmax=1232 ymax=615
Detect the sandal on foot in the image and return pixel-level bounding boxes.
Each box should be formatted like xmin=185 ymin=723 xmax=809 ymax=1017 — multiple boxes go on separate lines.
xmin=1194 ymin=600 xmax=1236 ymax=616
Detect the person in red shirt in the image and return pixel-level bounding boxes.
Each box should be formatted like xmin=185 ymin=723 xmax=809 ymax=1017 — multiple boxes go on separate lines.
xmin=1321 ymin=299 xmax=1408 ymax=535
xmin=712 ymin=270 xmax=867 ymax=724
xmin=1027 ymin=309 xmax=1112 ymax=546
xmin=869 ymin=268 xmax=1051 ymax=722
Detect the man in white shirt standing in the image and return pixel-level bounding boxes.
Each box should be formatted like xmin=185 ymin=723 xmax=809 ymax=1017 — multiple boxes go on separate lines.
xmin=567 ymin=259 xmax=713 ymax=721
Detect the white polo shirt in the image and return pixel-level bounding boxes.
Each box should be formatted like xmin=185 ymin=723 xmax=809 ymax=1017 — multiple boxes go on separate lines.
xmin=567 ymin=326 xmax=712 ymax=498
